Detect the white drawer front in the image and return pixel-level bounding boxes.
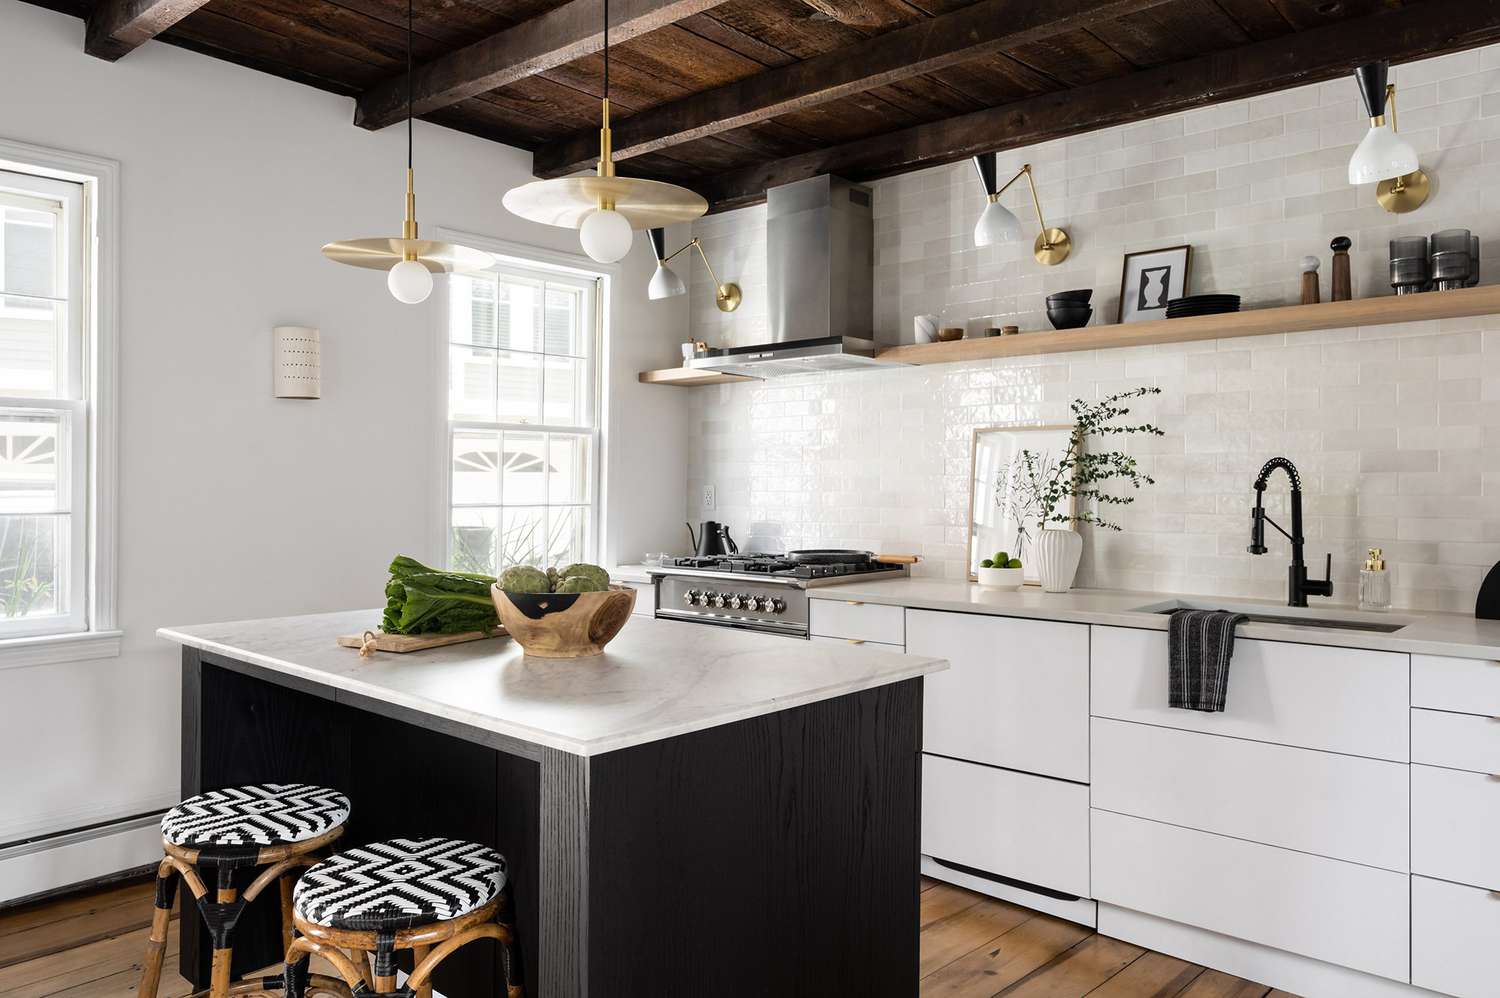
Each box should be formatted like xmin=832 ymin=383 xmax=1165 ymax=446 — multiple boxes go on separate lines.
xmin=1412 ymin=764 xmax=1500 ymax=891
xmin=909 ymin=609 xmax=1089 ymax=781
xmin=809 ymin=635 xmax=904 ymax=653
xmin=1412 ymin=708 xmax=1500 ymax=775
xmin=1091 ymin=718 xmax=1408 ymax=872
xmin=1091 ymin=625 xmax=1409 ymax=762
xmin=808 ymin=598 xmax=905 ymax=645
xmin=1413 ymin=875 xmax=1500 ymax=998
xmin=1413 ymin=653 xmax=1500 ymax=717
xmin=1091 ymin=809 xmax=1409 ymax=982
xmin=922 ymin=754 xmax=1089 ymax=899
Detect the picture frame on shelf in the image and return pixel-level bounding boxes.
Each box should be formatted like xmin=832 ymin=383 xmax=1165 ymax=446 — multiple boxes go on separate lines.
xmin=966 ymin=424 xmax=1076 ymax=585
xmin=1117 ymin=244 xmax=1192 ymax=323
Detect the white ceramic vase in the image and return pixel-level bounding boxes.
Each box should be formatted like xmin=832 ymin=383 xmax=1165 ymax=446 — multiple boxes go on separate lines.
xmin=1036 ymin=528 xmax=1083 ymax=593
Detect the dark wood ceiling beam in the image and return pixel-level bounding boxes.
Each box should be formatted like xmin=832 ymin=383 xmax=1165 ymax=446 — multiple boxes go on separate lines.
xmin=354 ymin=0 xmax=732 ymax=130
xmin=532 ymin=0 xmax=1176 ymax=178
xmin=702 ymin=0 xmax=1500 ymax=212
xmin=84 ymin=0 xmax=212 ymax=60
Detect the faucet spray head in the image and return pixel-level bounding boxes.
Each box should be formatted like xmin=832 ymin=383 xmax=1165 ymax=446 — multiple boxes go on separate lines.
xmin=1248 ymin=492 xmax=1269 ymax=555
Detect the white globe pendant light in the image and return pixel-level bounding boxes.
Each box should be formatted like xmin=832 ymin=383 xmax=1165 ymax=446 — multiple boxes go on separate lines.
xmin=387 ymin=258 xmax=435 ymax=304
xmin=580 ymin=206 xmax=634 ymax=263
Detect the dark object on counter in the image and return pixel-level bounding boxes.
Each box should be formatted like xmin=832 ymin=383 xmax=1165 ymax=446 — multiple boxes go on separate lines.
xmin=1001 ymin=324 xmax=1019 ymax=336
xmin=1046 ymin=302 xmax=1092 ymax=329
xmin=982 ymin=327 xmax=1003 ymax=337
xmin=688 ymin=520 xmax=737 ymax=557
xmin=1477 ymin=562 xmax=1500 ymax=619
xmin=1168 ymin=608 xmax=1249 ymax=712
xmin=1247 ymin=457 xmax=1333 ymax=608
xmin=1431 ymin=228 xmax=1473 ymax=290
xmin=1330 ymin=236 xmax=1352 ymax=301
xmin=1390 ymin=235 xmax=1430 ymax=294
xmin=1300 ymin=256 xmax=1320 ymax=305
xmin=1046 ymin=289 xmax=1093 ymax=304
xmin=936 ymin=327 xmax=964 ymax=342
xmin=1469 ymin=234 xmax=1481 ymax=287
xmin=1166 ymin=294 xmax=1240 ymax=317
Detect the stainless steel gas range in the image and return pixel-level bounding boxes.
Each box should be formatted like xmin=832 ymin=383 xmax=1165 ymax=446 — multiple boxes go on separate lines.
xmin=650 ymin=551 xmax=909 ymax=638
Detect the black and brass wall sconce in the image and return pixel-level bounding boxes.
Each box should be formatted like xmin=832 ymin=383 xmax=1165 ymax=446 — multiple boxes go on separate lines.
xmin=971 ymin=152 xmax=1071 ymax=265
xmin=1349 ymin=62 xmax=1430 ymax=214
xmin=646 ymin=228 xmax=742 ymax=312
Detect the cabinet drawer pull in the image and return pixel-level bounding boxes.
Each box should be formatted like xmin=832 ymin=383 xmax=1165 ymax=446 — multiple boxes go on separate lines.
xmin=847 ymin=639 xmax=866 ymax=645
xmin=845 ymin=600 xmax=864 ymax=606
xmin=1491 ymin=891 xmax=1500 ymax=900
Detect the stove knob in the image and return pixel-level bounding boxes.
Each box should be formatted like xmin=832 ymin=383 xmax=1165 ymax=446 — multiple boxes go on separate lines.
xmin=699 ymin=590 xmax=717 ymax=607
xmin=683 ymin=589 xmax=700 ymax=606
xmin=747 ymin=595 xmax=764 ymax=612
xmin=768 ymin=597 xmax=786 ymax=614
xmin=728 ymin=593 xmax=745 ymax=610
xmin=711 ymin=592 xmax=727 ymax=608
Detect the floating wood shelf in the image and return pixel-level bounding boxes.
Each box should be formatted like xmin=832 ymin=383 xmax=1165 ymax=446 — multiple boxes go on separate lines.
xmin=637 ymin=286 xmax=1500 ymax=384
xmin=636 ymin=367 xmax=757 ymax=387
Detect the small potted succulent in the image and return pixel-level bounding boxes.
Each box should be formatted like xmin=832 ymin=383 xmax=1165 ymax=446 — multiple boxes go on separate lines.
xmin=976 ymin=550 xmax=1023 ymax=590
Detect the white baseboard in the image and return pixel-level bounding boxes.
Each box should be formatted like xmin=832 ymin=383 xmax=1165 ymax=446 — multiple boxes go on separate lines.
xmin=921 ymin=855 xmax=1098 ymax=928
xmin=0 ymin=813 xmax=162 ymax=905
xmin=1098 ymin=904 xmax=1449 ymax=998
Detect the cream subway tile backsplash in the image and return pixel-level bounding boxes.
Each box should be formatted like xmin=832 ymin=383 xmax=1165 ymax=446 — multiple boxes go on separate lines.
xmin=684 ymin=43 xmax=1500 ymax=612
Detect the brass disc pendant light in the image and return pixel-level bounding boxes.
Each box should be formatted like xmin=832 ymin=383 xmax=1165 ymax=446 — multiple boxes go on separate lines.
xmin=502 ymin=0 xmax=707 ymax=263
xmin=322 ymin=0 xmax=493 ymax=303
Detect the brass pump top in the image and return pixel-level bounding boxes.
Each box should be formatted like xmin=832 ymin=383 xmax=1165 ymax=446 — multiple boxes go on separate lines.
xmin=1365 ymin=548 xmax=1385 ymax=571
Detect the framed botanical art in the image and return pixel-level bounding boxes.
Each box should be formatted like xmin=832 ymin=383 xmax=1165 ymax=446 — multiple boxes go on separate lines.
xmin=966 ymin=424 xmax=1076 ymax=584
xmin=1117 ymin=245 xmax=1191 ymax=323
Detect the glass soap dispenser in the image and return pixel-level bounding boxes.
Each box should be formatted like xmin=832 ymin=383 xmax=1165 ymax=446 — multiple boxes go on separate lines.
xmin=1359 ymin=548 xmax=1391 ymax=611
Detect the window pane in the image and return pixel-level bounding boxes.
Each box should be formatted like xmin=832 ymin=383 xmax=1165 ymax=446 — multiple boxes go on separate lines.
xmin=497 ymin=351 xmax=543 ymax=425
xmin=0 ymin=514 xmax=65 ymax=620
xmin=547 ymin=434 xmax=589 ymax=505
xmin=499 ymin=506 xmax=545 ymax=569
xmin=1 ymin=204 xmax=58 ymax=299
xmin=544 ymin=286 xmax=584 ymax=356
xmin=497 ymin=281 xmax=541 ymax=353
xmin=501 ymin=431 xmax=546 ymax=505
xmin=453 ymin=277 xmax=497 ymax=348
xmin=0 ymin=298 xmax=63 ymax=397
xmin=546 ymin=505 xmax=587 ymax=568
xmin=451 ymin=431 xmax=500 ymax=506
xmin=543 ymin=356 xmax=589 ymax=427
xmin=450 ymin=507 xmax=498 ymax=576
xmin=0 ymin=410 xmax=63 ymax=514
xmin=449 ymin=345 xmax=497 ymax=421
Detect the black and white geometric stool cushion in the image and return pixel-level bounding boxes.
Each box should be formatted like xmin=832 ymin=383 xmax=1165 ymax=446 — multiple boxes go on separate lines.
xmin=293 ymin=838 xmax=507 ymax=932
xmin=161 ymin=784 xmax=351 ymax=850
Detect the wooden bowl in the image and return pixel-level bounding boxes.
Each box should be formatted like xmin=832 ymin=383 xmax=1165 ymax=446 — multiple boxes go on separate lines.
xmin=490 ymin=584 xmax=637 ymax=658
xmin=936 ymin=327 xmax=965 ymax=342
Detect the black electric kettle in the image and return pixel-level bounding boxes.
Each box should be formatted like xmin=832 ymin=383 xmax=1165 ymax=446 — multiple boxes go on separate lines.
xmin=687 ymin=521 xmax=737 ymax=557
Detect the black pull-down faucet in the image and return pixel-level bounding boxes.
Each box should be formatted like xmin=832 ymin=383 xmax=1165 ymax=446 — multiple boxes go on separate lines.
xmin=1248 ymin=457 xmax=1333 ymax=608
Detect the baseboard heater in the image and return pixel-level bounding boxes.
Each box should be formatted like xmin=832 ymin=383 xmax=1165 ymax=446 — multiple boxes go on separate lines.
xmin=0 ymin=810 xmax=164 ymax=910
xmin=928 ymin=857 xmax=1083 ymax=903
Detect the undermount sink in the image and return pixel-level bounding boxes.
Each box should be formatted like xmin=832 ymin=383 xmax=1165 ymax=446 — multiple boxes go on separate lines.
xmin=1134 ymin=599 xmax=1412 ymax=634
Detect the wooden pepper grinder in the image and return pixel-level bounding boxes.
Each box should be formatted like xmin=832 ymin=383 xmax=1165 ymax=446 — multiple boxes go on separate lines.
xmin=1300 ymin=255 xmax=1320 ymax=305
xmin=1330 ymin=236 xmax=1352 ymax=301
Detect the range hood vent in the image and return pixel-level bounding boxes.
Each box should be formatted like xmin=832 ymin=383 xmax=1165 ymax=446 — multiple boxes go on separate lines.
xmin=690 ymin=175 xmax=904 ymax=379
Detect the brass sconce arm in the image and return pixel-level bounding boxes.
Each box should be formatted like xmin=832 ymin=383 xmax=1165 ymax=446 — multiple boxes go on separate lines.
xmin=973 ymin=154 xmax=1072 ymax=265
xmin=649 ymin=230 xmax=743 ymax=312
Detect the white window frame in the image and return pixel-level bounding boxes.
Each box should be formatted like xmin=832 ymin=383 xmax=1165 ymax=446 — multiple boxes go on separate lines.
xmin=0 ymin=139 xmax=121 ymax=668
xmin=434 ymin=231 xmax=610 ymax=574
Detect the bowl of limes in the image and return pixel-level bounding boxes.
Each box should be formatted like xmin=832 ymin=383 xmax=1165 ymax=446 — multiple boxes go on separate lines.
xmin=976 ymin=551 xmax=1023 ymax=590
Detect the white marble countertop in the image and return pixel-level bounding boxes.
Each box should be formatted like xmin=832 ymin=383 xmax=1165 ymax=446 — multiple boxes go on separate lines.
xmin=609 ymin=564 xmax=656 ymax=584
xmin=811 ymin=578 xmax=1500 ymax=661
xmin=157 ymin=610 xmax=945 ymax=757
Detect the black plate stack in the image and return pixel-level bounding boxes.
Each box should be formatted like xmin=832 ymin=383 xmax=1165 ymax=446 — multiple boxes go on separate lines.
xmin=1165 ymin=294 xmax=1241 ymax=318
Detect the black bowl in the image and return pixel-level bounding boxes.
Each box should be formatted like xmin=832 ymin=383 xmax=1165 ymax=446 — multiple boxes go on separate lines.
xmin=1046 ymin=304 xmax=1092 ymax=329
xmin=1046 ymin=289 xmax=1093 ymax=304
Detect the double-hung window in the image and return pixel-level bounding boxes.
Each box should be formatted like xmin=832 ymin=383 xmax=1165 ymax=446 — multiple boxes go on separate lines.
xmin=446 ymin=261 xmax=601 ymax=574
xmin=0 ymin=168 xmax=88 ymax=638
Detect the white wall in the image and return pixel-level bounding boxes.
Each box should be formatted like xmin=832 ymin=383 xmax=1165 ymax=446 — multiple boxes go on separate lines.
xmin=0 ymin=0 xmax=687 ymax=891
xmin=687 ymin=43 xmax=1500 ymax=611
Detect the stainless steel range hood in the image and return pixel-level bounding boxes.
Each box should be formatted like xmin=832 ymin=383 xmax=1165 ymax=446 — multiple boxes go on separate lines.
xmin=690 ymin=175 xmax=904 ymax=378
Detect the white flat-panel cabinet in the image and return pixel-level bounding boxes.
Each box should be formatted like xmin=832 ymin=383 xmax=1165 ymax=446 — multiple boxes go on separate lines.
xmin=923 ymin=754 xmax=1089 ymax=899
xmin=1091 ymin=718 xmax=1409 ymax=872
xmin=809 ymin=635 xmax=904 ymax=653
xmin=809 ymin=598 xmax=905 ymax=646
xmin=1091 ymin=626 xmax=1409 ymax=761
xmin=1412 ymin=875 xmax=1500 ymax=998
xmin=1412 ymin=764 xmax=1500 ymax=891
xmin=1412 ymin=653 xmax=1500 ymax=717
xmin=1412 ymin=708 xmax=1500 ymax=775
xmin=1091 ymin=809 xmax=1410 ymax=983
xmin=909 ymin=609 xmax=1088 ymax=781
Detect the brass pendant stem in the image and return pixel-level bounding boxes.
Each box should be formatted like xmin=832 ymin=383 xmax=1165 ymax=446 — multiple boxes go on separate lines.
xmin=403 ymin=167 xmax=419 ymax=248
xmin=597 ymin=98 xmax=615 ymax=179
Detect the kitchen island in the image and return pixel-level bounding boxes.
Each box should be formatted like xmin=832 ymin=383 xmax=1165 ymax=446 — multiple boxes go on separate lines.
xmin=157 ymin=610 xmax=944 ymax=998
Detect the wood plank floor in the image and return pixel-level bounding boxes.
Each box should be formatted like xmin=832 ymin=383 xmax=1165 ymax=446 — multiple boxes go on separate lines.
xmin=0 ymin=877 xmax=1296 ymax=997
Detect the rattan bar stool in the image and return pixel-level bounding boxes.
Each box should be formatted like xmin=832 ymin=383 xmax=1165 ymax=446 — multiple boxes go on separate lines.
xmin=140 ymin=783 xmax=353 ymax=998
xmin=284 ymin=838 xmax=523 ymax=998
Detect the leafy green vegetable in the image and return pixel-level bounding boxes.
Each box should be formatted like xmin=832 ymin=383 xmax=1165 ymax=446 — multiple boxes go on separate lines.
xmin=382 ymin=555 xmax=499 ymax=635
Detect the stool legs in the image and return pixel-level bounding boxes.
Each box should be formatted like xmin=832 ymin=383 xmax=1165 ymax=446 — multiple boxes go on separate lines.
xmin=138 ymin=859 xmax=179 ymax=998
xmin=410 ymin=946 xmax=432 ymax=998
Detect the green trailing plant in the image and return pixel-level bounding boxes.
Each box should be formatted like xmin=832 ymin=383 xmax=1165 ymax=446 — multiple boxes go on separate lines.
xmin=1030 ymin=387 xmax=1165 ymax=532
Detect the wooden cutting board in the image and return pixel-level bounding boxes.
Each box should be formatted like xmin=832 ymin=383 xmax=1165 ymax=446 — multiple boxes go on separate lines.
xmin=337 ymin=627 xmax=506 ymax=654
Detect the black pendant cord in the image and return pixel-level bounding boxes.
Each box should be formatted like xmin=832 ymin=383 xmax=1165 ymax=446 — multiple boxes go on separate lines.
xmin=603 ymin=0 xmax=609 ymax=100
xmin=407 ymin=0 xmax=414 ymax=170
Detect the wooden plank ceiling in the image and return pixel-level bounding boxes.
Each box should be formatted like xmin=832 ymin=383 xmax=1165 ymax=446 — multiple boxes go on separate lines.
xmin=33 ymin=0 xmax=1500 ymax=211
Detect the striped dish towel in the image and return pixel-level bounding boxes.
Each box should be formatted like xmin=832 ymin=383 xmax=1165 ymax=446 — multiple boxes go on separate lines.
xmin=1168 ymin=609 xmax=1249 ymax=712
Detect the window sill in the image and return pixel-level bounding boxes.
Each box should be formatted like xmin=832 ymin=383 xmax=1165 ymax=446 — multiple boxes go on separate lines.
xmin=0 ymin=630 xmax=124 ymax=670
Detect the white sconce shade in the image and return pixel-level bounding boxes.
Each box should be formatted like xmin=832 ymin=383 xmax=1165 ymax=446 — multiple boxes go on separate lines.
xmin=273 ymin=326 xmax=320 ymax=399
xmin=648 ymin=262 xmax=687 ymax=300
xmin=1348 ymin=124 xmax=1419 ymax=185
xmin=974 ymin=199 xmax=1023 ymax=246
